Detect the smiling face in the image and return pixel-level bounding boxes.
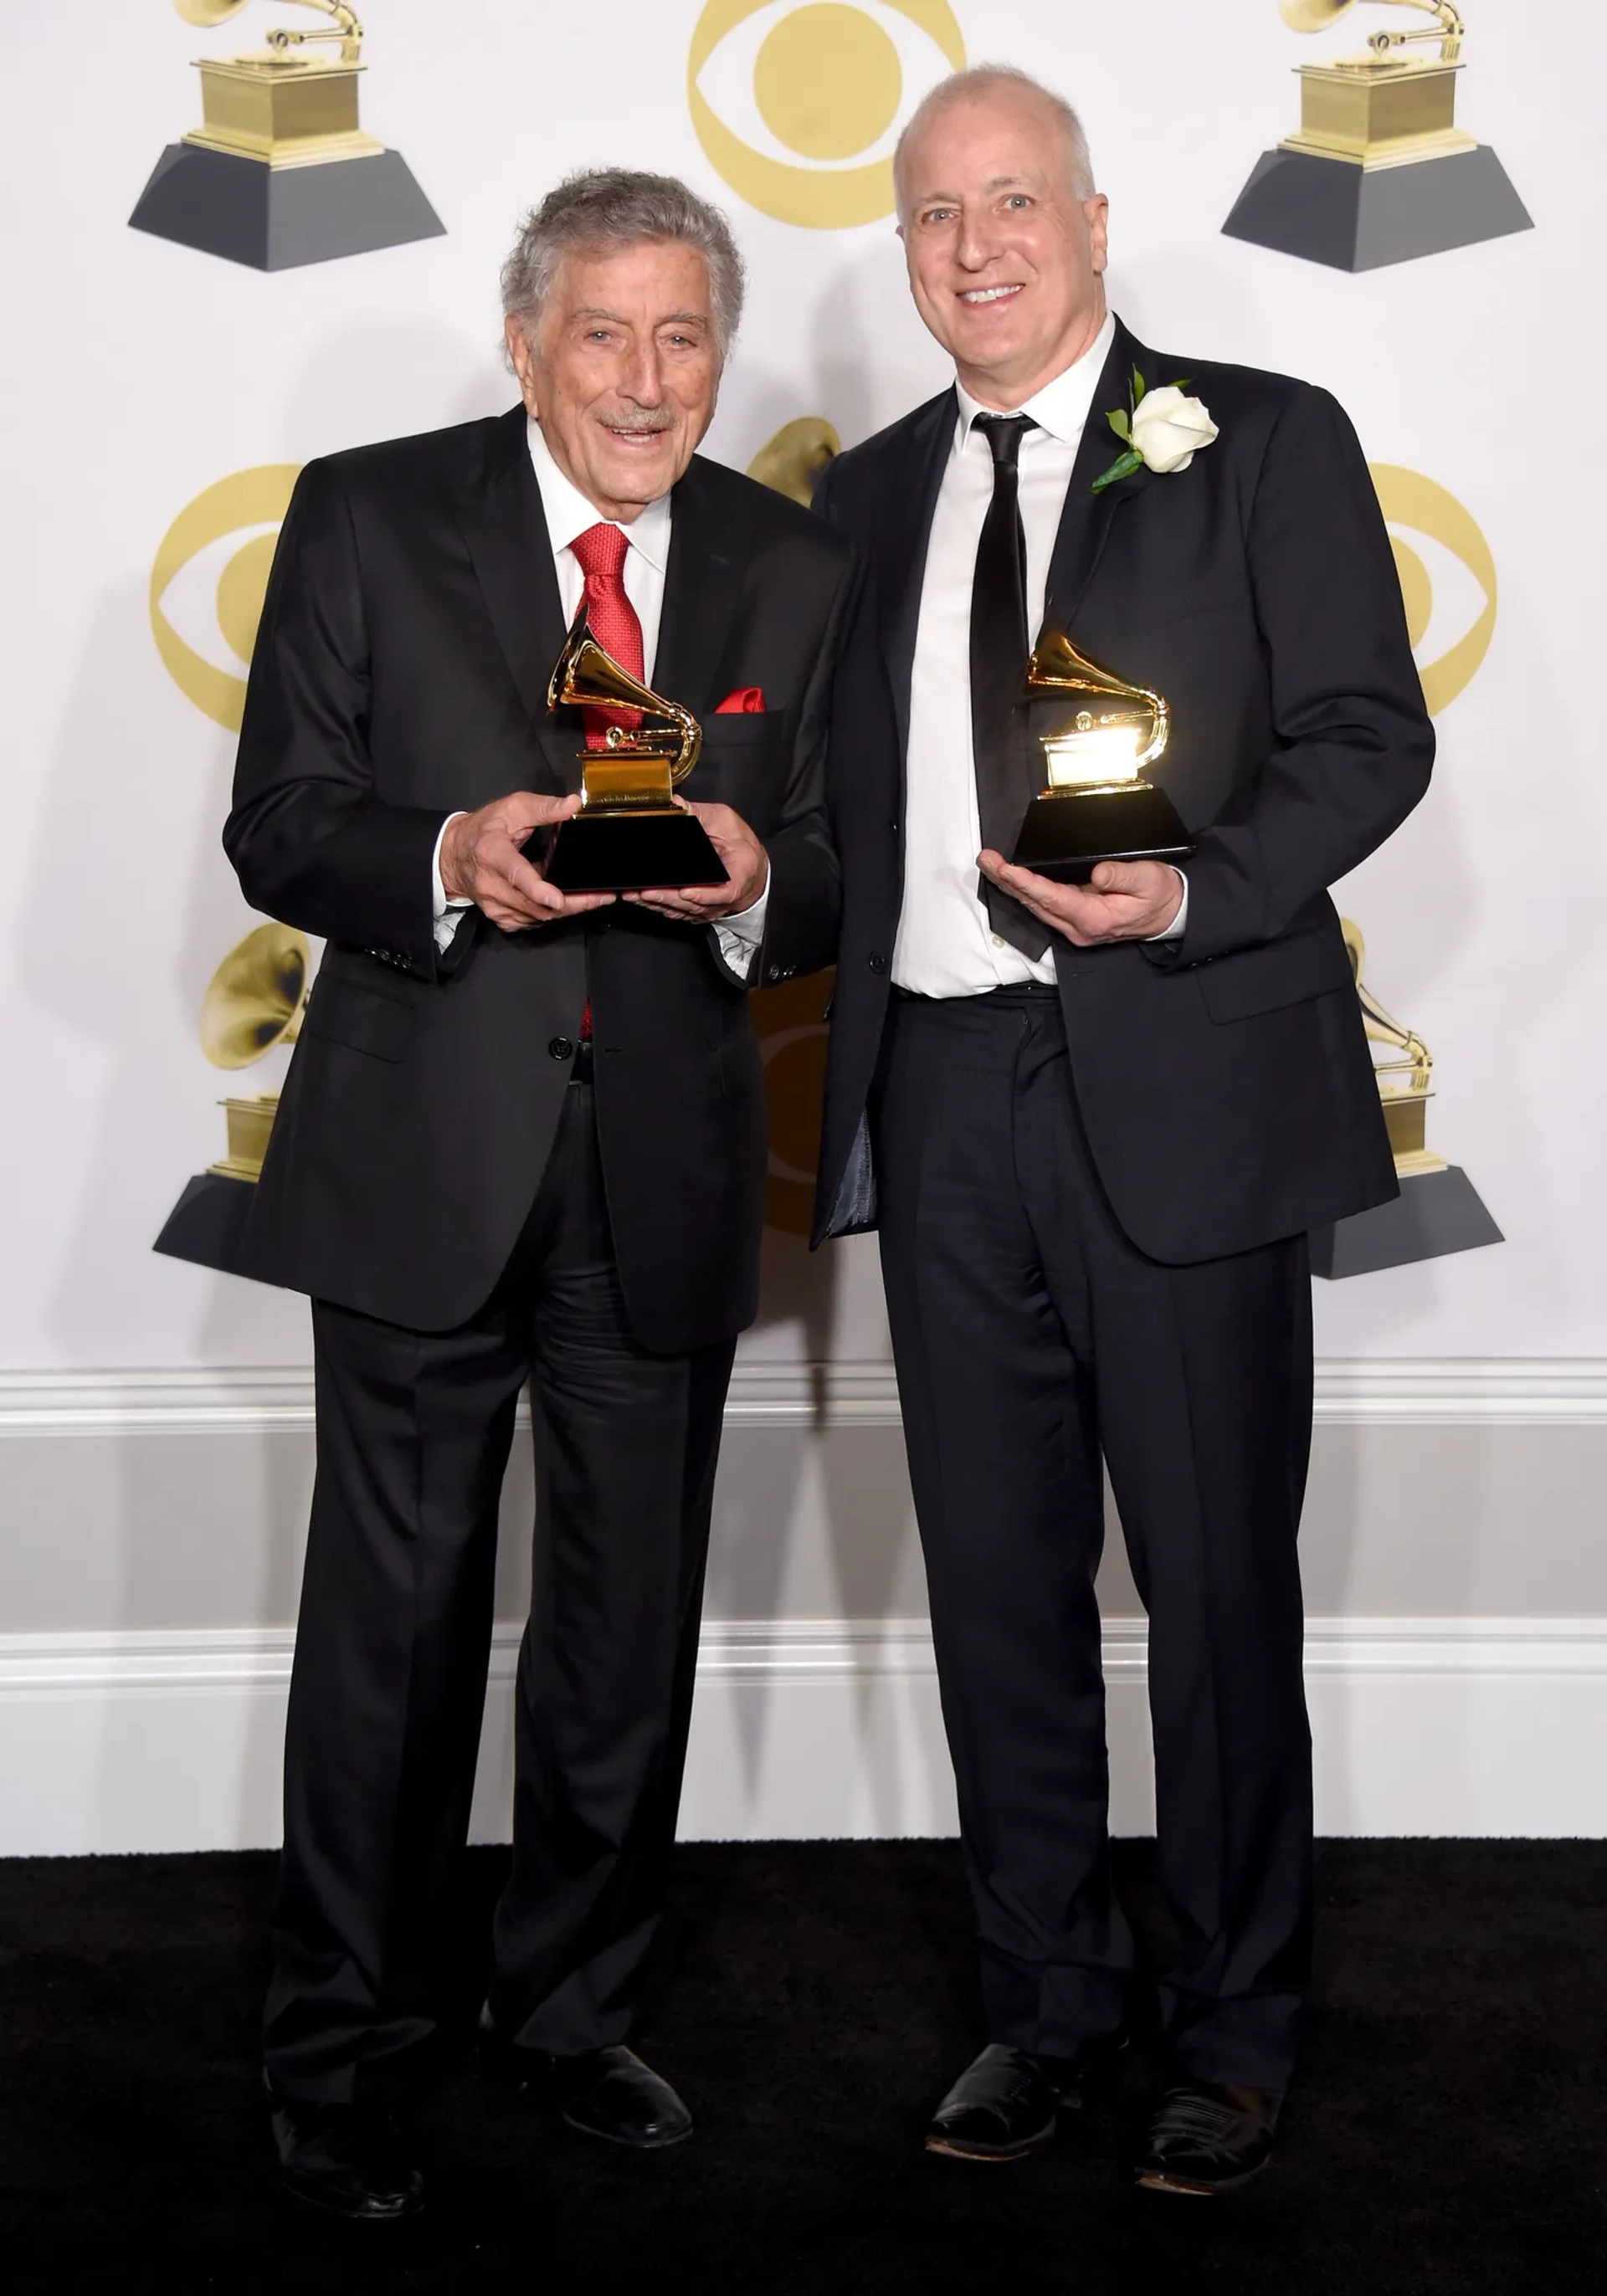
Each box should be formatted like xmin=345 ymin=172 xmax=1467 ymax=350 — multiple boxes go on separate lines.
xmin=898 ymin=84 xmax=1109 ymax=410
xmin=506 ymin=239 xmax=721 ymax=523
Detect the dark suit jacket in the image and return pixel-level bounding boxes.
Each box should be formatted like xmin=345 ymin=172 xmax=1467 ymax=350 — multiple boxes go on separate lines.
xmin=224 ymin=405 xmax=861 ymax=1348
xmin=811 ymin=316 xmax=1435 ymax=1264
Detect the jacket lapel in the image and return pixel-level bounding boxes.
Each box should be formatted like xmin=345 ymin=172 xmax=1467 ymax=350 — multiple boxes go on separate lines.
xmin=1041 ymin=317 xmax=1161 ymax=639
xmin=882 ymin=390 xmax=957 ymax=761
xmin=455 ymin=406 xmax=569 ymax=761
xmin=655 ymin=457 xmax=747 ymax=711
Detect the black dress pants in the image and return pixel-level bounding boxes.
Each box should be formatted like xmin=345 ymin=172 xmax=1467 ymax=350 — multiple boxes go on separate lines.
xmin=263 ymin=1080 xmax=735 ymax=2105
xmin=875 ymin=988 xmax=1314 ymax=2091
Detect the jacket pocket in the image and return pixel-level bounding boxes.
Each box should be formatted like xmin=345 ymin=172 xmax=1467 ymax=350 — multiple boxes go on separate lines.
xmin=303 ymin=972 xmax=417 ymax=1062
xmin=1196 ymin=921 xmax=1354 ymax=1023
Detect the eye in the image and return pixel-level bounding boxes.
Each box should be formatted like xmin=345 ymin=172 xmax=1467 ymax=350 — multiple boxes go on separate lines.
xmin=1369 ymin=464 xmax=1497 ymax=717
xmin=150 ymin=465 xmax=300 ymax=732
xmin=690 ymin=1 xmax=966 ymax=228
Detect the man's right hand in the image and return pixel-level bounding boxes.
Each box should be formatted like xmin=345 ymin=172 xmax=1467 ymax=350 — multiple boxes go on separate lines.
xmin=439 ymin=792 xmax=614 ymax=930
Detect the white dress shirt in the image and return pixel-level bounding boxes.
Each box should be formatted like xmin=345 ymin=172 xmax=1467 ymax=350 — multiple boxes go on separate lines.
xmin=432 ymin=415 xmax=768 ymax=969
xmin=892 ymin=310 xmax=1184 ymax=996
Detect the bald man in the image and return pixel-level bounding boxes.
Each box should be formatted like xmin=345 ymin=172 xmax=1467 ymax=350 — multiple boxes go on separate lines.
xmin=814 ymin=67 xmax=1431 ymax=2193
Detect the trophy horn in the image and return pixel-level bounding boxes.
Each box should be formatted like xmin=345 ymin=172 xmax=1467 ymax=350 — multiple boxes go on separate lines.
xmin=1279 ymin=0 xmax=1355 ymax=28
xmin=172 ymin=0 xmax=252 ymax=23
xmin=199 ymin=922 xmax=311 ymax=1070
xmin=747 ymin=418 xmax=841 ymax=508
xmin=547 ymin=606 xmax=701 ymax=782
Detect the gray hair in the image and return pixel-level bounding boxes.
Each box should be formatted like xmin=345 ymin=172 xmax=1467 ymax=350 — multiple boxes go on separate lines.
xmin=894 ymin=65 xmax=1096 ymax=218
xmin=501 ymin=167 xmax=746 ymax=366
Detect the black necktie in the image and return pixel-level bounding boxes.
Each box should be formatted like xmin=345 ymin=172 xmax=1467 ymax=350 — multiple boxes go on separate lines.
xmin=969 ymin=413 xmax=1049 ymax=961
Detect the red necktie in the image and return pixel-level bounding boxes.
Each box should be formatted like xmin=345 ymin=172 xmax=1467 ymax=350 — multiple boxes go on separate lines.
xmin=567 ymin=522 xmax=645 ymax=1043
xmin=570 ymin=522 xmax=644 ymax=746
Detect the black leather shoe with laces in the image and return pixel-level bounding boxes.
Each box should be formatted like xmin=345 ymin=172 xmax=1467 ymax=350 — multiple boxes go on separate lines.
xmin=266 ymin=2082 xmax=424 ymax=2220
xmin=1137 ymin=2080 xmax=1282 ymax=2195
xmin=925 ymin=2041 xmax=1109 ymax=2163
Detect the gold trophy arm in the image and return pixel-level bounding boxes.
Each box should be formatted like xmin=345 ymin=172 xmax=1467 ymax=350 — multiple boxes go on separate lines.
xmin=1366 ymin=2 xmax=1464 ymax=64
xmin=1341 ymin=919 xmax=1433 ymax=1093
xmin=264 ymin=3 xmax=364 ymax=64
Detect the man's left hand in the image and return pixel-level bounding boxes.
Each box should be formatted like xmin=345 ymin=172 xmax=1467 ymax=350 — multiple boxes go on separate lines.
xmin=624 ymin=801 xmax=769 ymax=923
xmin=978 ymin=852 xmax=1183 ymax=947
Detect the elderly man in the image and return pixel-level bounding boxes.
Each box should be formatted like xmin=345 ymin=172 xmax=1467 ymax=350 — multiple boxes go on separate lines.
xmin=814 ymin=68 xmax=1432 ymax=2191
xmin=226 ymin=170 xmax=860 ymax=2217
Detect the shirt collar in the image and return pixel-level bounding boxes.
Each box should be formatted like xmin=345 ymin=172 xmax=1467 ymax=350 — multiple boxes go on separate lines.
xmin=526 ymin=413 xmax=672 ymax=574
xmin=952 ymin=306 xmax=1118 ymax=454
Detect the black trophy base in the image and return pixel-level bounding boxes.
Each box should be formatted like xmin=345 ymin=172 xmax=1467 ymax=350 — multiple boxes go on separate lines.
xmin=542 ymin=809 xmax=726 ymax=895
xmin=1222 ymin=146 xmax=1532 ymax=273
xmin=152 ymin=1171 xmax=264 ymax=1281
xmin=128 ymin=143 xmax=445 ymax=272
xmin=1010 ymin=785 xmax=1192 ymax=886
xmin=1312 ymin=1165 xmax=1503 ymax=1279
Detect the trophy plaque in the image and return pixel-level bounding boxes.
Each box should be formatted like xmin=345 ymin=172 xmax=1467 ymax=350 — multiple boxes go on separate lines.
xmin=153 ymin=921 xmax=311 ymax=1278
xmin=1010 ymin=629 xmax=1193 ymax=884
xmin=128 ymin=2 xmax=444 ymax=273
xmin=1311 ymin=920 xmax=1503 ymax=1277
xmin=1222 ymin=2 xmax=1531 ymax=273
xmin=540 ymin=605 xmax=726 ymax=895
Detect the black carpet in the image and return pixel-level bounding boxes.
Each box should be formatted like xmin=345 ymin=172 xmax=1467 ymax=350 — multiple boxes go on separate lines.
xmin=1 ymin=1839 xmax=1604 ymax=2293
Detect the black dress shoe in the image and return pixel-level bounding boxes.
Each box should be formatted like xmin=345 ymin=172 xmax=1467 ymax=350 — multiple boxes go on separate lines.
xmin=549 ymin=2045 xmax=693 ymax=2150
xmin=925 ymin=2042 xmax=1096 ymax=2163
xmin=266 ymin=2083 xmax=424 ymax=2220
xmin=1137 ymin=2081 xmax=1282 ymax=2196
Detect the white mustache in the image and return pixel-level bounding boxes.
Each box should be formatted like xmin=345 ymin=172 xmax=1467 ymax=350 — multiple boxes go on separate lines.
xmin=600 ymin=416 xmax=674 ymax=435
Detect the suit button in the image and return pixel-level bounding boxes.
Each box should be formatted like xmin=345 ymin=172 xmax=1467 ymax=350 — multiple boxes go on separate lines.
xmin=548 ymin=1037 xmax=574 ymax=1062
xmin=868 ymin=952 xmax=887 ymax=973
xmin=889 ymin=819 xmax=900 ymax=835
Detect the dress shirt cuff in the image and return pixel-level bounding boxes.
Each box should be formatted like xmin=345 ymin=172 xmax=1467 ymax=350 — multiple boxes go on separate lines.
xmin=712 ymin=873 xmax=770 ymax=981
xmin=432 ymin=812 xmax=473 ymax=952
xmin=1145 ymin=868 xmax=1189 ymax=944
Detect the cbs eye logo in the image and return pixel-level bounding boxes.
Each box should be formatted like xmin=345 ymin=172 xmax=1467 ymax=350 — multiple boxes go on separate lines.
xmin=150 ymin=466 xmax=300 ymax=732
xmin=1368 ymin=465 xmax=1497 ymax=719
xmin=690 ymin=0 xmax=965 ymax=229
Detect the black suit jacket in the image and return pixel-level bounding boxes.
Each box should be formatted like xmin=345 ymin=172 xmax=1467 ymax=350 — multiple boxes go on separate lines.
xmin=224 ymin=406 xmax=861 ymax=1348
xmin=812 ymin=317 xmax=1435 ymax=1262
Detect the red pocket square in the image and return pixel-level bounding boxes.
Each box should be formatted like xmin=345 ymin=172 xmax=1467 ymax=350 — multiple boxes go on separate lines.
xmin=714 ymin=686 xmax=765 ymax=714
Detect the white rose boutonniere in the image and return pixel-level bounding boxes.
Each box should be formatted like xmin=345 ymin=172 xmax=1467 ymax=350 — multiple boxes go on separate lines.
xmin=1092 ymin=367 xmax=1219 ymax=494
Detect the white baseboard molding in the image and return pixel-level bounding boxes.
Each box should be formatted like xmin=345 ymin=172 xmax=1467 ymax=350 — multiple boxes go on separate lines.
xmin=2 ymin=1617 xmax=1604 ymax=1857
xmin=1 ymin=1358 xmax=1604 ymax=1435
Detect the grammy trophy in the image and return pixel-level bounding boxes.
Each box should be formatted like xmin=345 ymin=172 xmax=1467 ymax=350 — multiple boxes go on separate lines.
xmin=540 ymin=606 xmax=726 ymax=895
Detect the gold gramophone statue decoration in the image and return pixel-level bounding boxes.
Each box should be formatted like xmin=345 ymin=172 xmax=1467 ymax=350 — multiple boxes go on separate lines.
xmin=1311 ymin=917 xmax=1502 ymax=1277
xmin=541 ymin=606 xmax=726 ymax=894
xmin=1011 ymin=631 xmax=1192 ymax=882
xmin=129 ymin=2 xmax=443 ymax=272
xmin=153 ymin=923 xmax=311 ymax=1276
xmin=1223 ymin=2 xmax=1530 ymax=272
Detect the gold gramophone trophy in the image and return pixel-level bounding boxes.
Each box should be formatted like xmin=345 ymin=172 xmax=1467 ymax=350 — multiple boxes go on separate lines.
xmin=128 ymin=2 xmax=443 ymax=272
xmin=541 ymin=605 xmax=726 ymax=894
xmin=1010 ymin=630 xmax=1192 ymax=882
xmin=1222 ymin=2 xmax=1530 ymax=272
xmin=1311 ymin=918 xmax=1502 ymax=1277
xmin=153 ymin=922 xmax=311 ymax=1276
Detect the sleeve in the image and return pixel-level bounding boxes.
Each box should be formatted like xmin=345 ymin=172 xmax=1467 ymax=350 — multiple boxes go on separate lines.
xmin=1162 ymin=385 xmax=1435 ymax=967
xmin=746 ymin=544 xmax=866 ymax=988
xmin=222 ymin=460 xmax=453 ymax=980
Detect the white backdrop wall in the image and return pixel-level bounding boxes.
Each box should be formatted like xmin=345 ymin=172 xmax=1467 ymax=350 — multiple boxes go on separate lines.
xmin=2 ymin=2 xmax=1604 ymax=1850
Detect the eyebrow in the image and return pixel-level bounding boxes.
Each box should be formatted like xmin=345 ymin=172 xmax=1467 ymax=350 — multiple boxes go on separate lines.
xmin=571 ymin=306 xmax=711 ymax=328
xmin=915 ymin=174 xmax=1035 ymax=204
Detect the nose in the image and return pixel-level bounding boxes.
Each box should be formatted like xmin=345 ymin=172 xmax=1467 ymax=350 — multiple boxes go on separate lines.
xmin=955 ymin=202 xmax=1002 ymax=274
xmin=622 ymin=336 xmax=666 ymax=407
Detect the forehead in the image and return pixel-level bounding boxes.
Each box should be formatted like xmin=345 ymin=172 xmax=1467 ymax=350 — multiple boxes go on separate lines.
xmin=905 ymin=90 xmax=1067 ymax=194
xmin=550 ymin=238 xmax=712 ymax=314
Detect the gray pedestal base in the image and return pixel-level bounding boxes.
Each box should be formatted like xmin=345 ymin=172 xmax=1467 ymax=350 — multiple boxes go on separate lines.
xmin=1311 ymin=1165 xmax=1503 ymax=1279
xmin=152 ymin=1172 xmax=262 ymax=1281
xmin=1222 ymin=146 xmax=1532 ymax=272
xmin=128 ymin=143 xmax=444 ymax=271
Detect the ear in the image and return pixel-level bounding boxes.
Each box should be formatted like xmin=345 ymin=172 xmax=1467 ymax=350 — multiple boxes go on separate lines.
xmin=504 ymin=312 xmax=540 ymax=409
xmin=1085 ymin=194 xmax=1111 ymax=276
